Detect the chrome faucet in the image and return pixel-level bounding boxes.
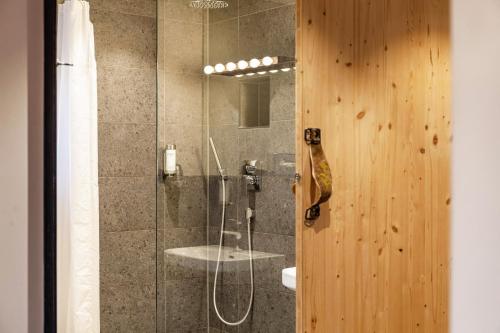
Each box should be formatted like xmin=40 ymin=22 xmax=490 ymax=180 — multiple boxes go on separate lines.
xmin=222 ymin=230 xmax=242 ymax=251
xmin=222 ymin=230 xmax=242 ymax=240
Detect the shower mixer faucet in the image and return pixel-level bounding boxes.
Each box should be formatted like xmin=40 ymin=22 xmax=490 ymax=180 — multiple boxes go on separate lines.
xmin=243 ymin=160 xmax=261 ymax=191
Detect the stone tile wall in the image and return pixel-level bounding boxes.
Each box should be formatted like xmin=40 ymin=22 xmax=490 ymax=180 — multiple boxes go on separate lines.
xmin=90 ymin=0 xmax=158 ymax=331
xmin=91 ymin=0 xmax=295 ymax=331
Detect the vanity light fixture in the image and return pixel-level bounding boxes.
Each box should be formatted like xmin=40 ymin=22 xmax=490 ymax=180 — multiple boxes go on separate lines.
xmin=215 ymin=63 xmax=225 ymax=73
xmin=238 ymin=60 xmax=249 ymax=70
xmin=203 ymin=56 xmax=295 ymax=77
xmin=249 ymin=58 xmax=261 ymax=68
xmin=262 ymin=56 xmax=274 ymax=66
xmin=204 ymin=65 xmax=215 ymax=75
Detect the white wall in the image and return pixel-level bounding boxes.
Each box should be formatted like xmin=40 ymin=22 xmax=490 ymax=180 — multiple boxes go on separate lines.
xmin=0 ymin=0 xmax=44 ymax=331
xmin=451 ymin=1 xmax=500 ymax=332
xmin=0 ymin=0 xmax=29 ymax=330
xmin=27 ymin=0 xmax=45 ymax=331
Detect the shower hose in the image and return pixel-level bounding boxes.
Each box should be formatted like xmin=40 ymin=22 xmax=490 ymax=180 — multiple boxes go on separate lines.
xmin=210 ymin=139 xmax=254 ymax=326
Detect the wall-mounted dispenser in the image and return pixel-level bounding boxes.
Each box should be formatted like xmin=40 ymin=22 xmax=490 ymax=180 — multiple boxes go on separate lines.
xmin=164 ymin=144 xmax=177 ymax=177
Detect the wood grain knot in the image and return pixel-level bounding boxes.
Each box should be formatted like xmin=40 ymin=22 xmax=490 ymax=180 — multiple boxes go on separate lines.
xmin=311 ymin=315 xmax=318 ymax=329
xmin=357 ymin=111 xmax=366 ymax=119
xmin=433 ymin=134 xmax=439 ymax=145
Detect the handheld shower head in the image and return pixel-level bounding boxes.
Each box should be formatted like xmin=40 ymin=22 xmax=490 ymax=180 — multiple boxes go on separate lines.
xmin=190 ymin=0 xmax=229 ymax=9
xmin=209 ymin=137 xmax=225 ymax=177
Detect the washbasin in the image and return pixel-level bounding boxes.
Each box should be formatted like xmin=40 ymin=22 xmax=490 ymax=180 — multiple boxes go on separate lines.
xmin=165 ymin=245 xmax=284 ymax=272
xmin=282 ymin=267 xmax=296 ymax=291
xmin=165 ymin=245 xmax=283 ymax=262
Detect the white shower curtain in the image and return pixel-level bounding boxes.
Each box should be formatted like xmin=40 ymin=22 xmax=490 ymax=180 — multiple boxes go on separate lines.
xmin=57 ymin=1 xmax=99 ymax=332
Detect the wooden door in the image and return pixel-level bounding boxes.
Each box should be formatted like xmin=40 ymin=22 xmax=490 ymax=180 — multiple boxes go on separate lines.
xmin=295 ymin=0 xmax=451 ymax=332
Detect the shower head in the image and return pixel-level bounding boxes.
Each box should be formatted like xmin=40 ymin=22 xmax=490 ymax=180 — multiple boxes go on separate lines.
xmin=190 ymin=0 xmax=229 ymax=9
xmin=209 ymin=137 xmax=225 ymax=177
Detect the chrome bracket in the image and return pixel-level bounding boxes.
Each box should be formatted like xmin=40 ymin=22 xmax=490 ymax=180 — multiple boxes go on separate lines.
xmin=294 ymin=173 xmax=301 ymax=182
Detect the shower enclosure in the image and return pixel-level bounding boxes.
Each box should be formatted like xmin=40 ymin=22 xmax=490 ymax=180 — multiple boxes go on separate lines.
xmin=157 ymin=1 xmax=296 ymax=332
xmin=64 ymin=0 xmax=296 ymax=331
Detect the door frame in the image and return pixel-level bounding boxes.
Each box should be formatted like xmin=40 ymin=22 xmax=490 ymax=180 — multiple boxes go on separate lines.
xmin=295 ymin=1 xmax=304 ymax=331
xmin=44 ymin=0 xmax=58 ymax=331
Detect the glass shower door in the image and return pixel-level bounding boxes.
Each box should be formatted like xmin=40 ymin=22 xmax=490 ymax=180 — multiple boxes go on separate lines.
xmin=157 ymin=0 xmax=209 ymax=331
xmin=157 ymin=1 xmax=296 ymax=332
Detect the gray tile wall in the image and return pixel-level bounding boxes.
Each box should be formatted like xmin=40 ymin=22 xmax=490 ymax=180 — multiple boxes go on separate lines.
xmin=207 ymin=2 xmax=296 ymax=332
xmin=91 ymin=0 xmax=157 ymax=331
xmin=92 ymin=0 xmax=296 ymax=331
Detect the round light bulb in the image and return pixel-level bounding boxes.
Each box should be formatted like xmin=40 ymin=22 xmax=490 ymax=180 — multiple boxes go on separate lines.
xmin=269 ymin=69 xmax=278 ymax=74
xmin=258 ymin=71 xmax=267 ymax=75
xmin=235 ymin=74 xmax=244 ymax=78
xmin=249 ymin=58 xmax=261 ymax=68
xmin=262 ymin=56 xmax=274 ymax=66
xmin=215 ymin=63 xmax=225 ymax=73
xmin=204 ymin=65 xmax=215 ymax=75
xmin=281 ymin=67 xmax=291 ymax=72
xmin=226 ymin=62 xmax=237 ymax=71
xmin=237 ymin=60 xmax=249 ymax=70
xmin=246 ymin=72 xmax=255 ymax=76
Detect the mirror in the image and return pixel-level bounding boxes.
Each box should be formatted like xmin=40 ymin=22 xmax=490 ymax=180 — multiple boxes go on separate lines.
xmin=239 ymin=77 xmax=270 ymax=128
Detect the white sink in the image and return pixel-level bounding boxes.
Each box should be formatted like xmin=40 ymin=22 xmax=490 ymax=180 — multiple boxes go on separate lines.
xmin=165 ymin=245 xmax=284 ymax=272
xmin=165 ymin=245 xmax=282 ymax=262
xmin=282 ymin=267 xmax=296 ymax=291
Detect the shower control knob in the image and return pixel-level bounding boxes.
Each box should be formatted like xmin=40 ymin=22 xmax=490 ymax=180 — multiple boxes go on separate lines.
xmin=244 ymin=160 xmax=258 ymax=175
xmin=245 ymin=165 xmax=256 ymax=175
xmin=243 ymin=160 xmax=261 ymax=191
xmin=244 ymin=175 xmax=261 ymax=192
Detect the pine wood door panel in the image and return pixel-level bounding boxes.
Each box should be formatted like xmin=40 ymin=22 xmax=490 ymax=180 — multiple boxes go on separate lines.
xmin=295 ymin=0 xmax=451 ymax=332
